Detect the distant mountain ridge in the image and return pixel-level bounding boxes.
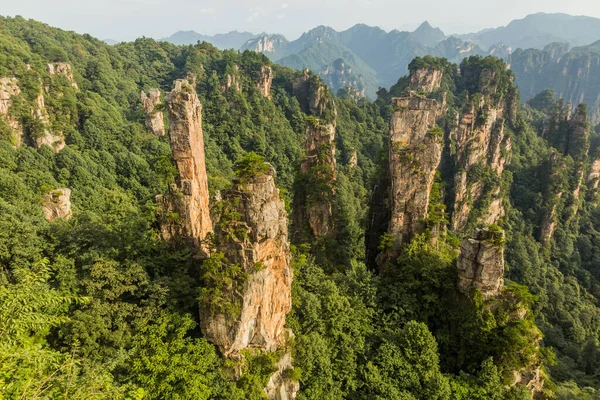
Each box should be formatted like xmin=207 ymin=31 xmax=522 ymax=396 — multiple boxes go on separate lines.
xmin=161 ymin=13 xmax=600 ymax=99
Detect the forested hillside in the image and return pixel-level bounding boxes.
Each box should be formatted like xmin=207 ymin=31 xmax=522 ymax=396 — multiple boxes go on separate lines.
xmin=2 ymin=15 xmax=600 ymax=400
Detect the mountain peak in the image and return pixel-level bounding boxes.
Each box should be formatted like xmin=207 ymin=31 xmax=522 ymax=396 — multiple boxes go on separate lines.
xmin=411 ymin=21 xmax=446 ymax=46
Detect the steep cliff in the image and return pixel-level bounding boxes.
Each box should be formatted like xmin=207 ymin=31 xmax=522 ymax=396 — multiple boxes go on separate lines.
xmin=450 ymin=63 xmax=515 ymax=231
xmin=32 ymin=93 xmax=65 ymax=151
xmin=157 ymin=79 xmax=212 ymax=253
xmin=141 ymin=89 xmax=165 ymax=136
xmin=292 ymin=73 xmax=337 ymax=241
xmin=457 ymin=228 xmax=505 ymax=298
xmin=0 ymin=77 xmax=23 ymax=145
xmin=257 ymin=65 xmax=274 ymax=98
xmin=42 ymin=188 xmax=72 ymax=222
xmin=201 ymin=163 xmax=292 ymax=357
xmin=509 ymin=41 xmax=600 ymax=123
xmin=386 ymin=94 xmax=443 ymax=257
xmin=47 ymin=62 xmax=78 ymax=88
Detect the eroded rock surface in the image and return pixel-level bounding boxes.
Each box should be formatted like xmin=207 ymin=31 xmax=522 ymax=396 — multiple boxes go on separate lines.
xmin=257 ymin=66 xmax=274 ymax=98
xmin=387 ymin=94 xmax=442 ymax=256
xmin=157 ymin=79 xmax=212 ymax=253
xmin=141 ymin=89 xmax=165 ymax=136
xmin=409 ymin=67 xmax=443 ymax=93
xmin=0 ymin=77 xmax=23 ymax=145
xmin=47 ymin=63 xmax=78 ymax=88
xmin=42 ymin=188 xmax=72 ymax=222
xmin=457 ymin=228 xmax=505 ymax=298
xmin=450 ymin=69 xmax=514 ymax=231
xmin=201 ymin=164 xmax=293 ymax=358
xmin=33 ymin=93 xmax=65 ymax=151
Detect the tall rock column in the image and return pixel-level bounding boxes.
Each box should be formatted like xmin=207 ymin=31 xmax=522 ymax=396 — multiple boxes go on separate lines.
xmin=450 ymin=68 xmax=514 ymax=231
xmin=0 ymin=77 xmax=23 ymax=146
xmin=292 ymin=73 xmax=338 ymax=241
xmin=157 ymin=79 xmax=212 ymax=253
xmin=201 ymin=163 xmax=298 ymax=399
xmin=386 ymin=94 xmax=443 ymax=258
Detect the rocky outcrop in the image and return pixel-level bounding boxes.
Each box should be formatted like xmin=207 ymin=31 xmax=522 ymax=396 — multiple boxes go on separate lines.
xmin=293 ymin=70 xmax=332 ymax=117
xmin=222 ymin=65 xmax=242 ymax=93
xmin=457 ymin=228 xmax=505 ymax=298
xmin=266 ymin=350 xmax=300 ymax=400
xmin=157 ymin=79 xmax=212 ymax=253
xmin=539 ymin=152 xmax=566 ymax=243
xmin=299 ymin=119 xmax=337 ymax=238
xmin=33 ymin=93 xmax=65 ymax=151
xmin=386 ymin=94 xmax=443 ymax=257
xmin=201 ymin=164 xmax=293 ymax=358
xmin=450 ymin=69 xmax=514 ymax=231
xmin=409 ymin=67 xmax=443 ymax=93
xmin=141 ymin=89 xmax=165 ymax=136
xmin=257 ymin=66 xmax=274 ymax=98
xmin=0 ymin=77 xmax=23 ymax=145
xmin=42 ymin=188 xmax=72 ymax=222
xmin=587 ymin=155 xmax=600 ymax=190
xmin=47 ymin=63 xmax=78 ymax=88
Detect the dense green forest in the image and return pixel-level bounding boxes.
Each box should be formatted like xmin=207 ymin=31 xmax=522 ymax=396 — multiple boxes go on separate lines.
xmin=2 ymin=15 xmax=600 ymax=400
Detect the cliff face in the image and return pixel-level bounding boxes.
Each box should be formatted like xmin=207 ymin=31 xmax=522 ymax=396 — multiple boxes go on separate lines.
xmin=201 ymin=164 xmax=293 ymax=363
xmin=33 ymin=93 xmax=65 ymax=151
xmin=0 ymin=77 xmax=23 ymax=145
xmin=300 ymin=120 xmax=337 ymax=238
xmin=450 ymin=69 xmax=514 ymax=231
xmin=257 ymin=66 xmax=274 ymax=98
xmin=47 ymin=62 xmax=78 ymax=89
xmin=141 ymin=89 xmax=165 ymax=136
xmin=509 ymin=43 xmax=600 ymax=123
xmin=387 ymin=94 xmax=442 ymax=256
xmin=457 ymin=228 xmax=505 ymax=298
xmin=409 ymin=67 xmax=443 ymax=93
xmin=42 ymin=188 xmax=72 ymax=222
xmin=157 ymin=79 xmax=212 ymax=253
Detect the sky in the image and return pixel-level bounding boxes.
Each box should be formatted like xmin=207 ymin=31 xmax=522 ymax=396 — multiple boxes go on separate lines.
xmin=3 ymin=0 xmax=600 ymax=41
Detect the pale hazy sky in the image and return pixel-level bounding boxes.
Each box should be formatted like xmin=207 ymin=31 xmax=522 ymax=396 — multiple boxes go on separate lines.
xmin=3 ymin=0 xmax=600 ymax=41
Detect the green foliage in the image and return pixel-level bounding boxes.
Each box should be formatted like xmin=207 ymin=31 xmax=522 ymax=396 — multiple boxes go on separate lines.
xmin=233 ymin=151 xmax=270 ymax=182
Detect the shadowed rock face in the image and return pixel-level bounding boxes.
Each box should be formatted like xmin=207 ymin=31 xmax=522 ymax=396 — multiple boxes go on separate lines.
xmin=32 ymin=93 xmax=65 ymax=152
xmin=0 ymin=77 xmax=23 ymax=145
xmin=387 ymin=94 xmax=442 ymax=257
xmin=141 ymin=89 xmax=165 ymax=136
xmin=457 ymin=229 xmax=505 ymax=298
xmin=42 ymin=188 xmax=72 ymax=222
xmin=157 ymin=79 xmax=212 ymax=254
xmin=300 ymin=120 xmax=337 ymax=238
xmin=201 ymin=165 xmax=292 ymax=358
xmin=450 ymin=69 xmax=513 ymax=231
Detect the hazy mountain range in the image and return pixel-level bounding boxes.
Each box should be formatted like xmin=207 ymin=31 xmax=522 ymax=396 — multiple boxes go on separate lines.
xmin=161 ymin=13 xmax=600 ymax=99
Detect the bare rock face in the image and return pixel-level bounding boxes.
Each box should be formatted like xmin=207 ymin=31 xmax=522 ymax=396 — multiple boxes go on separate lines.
xmin=450 ymin=71 xmax=513 ymax=231
xmin=257 ymin=66 xmax=274 ymax=98
xmin=299 ymin=119 xmax=337 ymax=238
xmin=587 ymin=156 xmax=600 ymax=190
xmin=141 ymin=89 xmax=165 ymax=136
xmin=33 ymin=93 xmax=65 ymax=151
xmin=292 ymin=69 xmax=331 ymax=117
xmin=457 ymin=228 xmax=505 ymax=298
xmin=47 ymin=63 xmax=78 ymax=88
xmin=266 ymin=349 xmax=300 ymax=400
xmin=409 ymin=67 xmax=443 ymax=93
xmin=157 ymin=79 xmax=212 ymax=253
xmin=222 ymin=65 xmax=242 ymax=93
xmin=201 ymin=164 xmax=293 ymax=358
xmin=386 ymin=94 xmax=443 ymax=257
xmin=0 ymin=77 xmax=23 ymax=145
xmin=42 ymin=188 xmax=72 ymax=222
